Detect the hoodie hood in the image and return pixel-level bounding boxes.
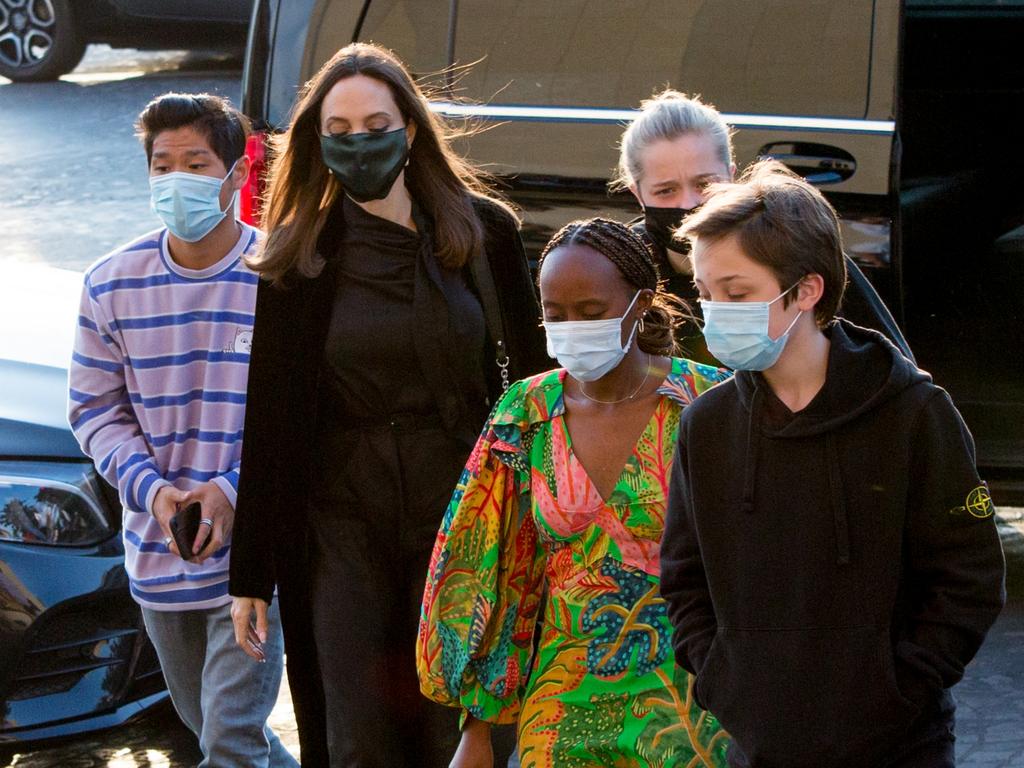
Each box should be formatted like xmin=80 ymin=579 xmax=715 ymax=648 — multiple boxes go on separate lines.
xmin=734 ymin=319 xmax=929 ymax=438
xmin=732 ymin=320 xmax=928 ymax=564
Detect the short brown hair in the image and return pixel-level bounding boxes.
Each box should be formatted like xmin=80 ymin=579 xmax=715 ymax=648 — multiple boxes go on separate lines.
xmin=136 ymin=92 xmax=250 ymax=168
xmin=678 ymin=160 xmax=847 ymax=326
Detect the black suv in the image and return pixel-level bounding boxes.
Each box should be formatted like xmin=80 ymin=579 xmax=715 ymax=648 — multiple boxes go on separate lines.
xmin=239 ymin=0 xmax=1024 ymax=503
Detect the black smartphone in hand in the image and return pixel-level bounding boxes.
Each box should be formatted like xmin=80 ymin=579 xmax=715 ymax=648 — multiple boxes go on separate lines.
xmin=169 ymin=501 xmax=202 ymax=560
xmin=248 ymin=620 xmax=266 ymax=662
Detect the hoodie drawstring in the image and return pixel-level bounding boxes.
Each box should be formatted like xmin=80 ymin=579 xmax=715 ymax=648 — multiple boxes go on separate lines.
xmin=825 ymin=433 xmax=852 ymax=565
xmin=740 ymin=385 xmax=762 ymax=515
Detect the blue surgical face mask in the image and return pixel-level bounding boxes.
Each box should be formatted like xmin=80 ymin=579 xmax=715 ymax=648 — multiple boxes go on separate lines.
xmin=543 ymin=290 xmax=641 ymax=382
xmin=149 ymin=160 xmax=238 ymax=242
xmin=701 ymin=281 xmax=803 ymax=371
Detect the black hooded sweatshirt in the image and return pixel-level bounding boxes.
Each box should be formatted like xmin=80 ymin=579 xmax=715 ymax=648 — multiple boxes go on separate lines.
xmin=660 ymin=320 xmax=1005 ymax=768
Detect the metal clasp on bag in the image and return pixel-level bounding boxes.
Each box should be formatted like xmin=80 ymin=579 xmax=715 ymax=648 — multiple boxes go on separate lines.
xmin=496 ymin=339 xmax=510 ymax=393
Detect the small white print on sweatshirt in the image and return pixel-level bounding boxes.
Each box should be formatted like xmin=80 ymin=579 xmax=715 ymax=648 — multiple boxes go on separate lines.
xmin=230 ymin=327 xmax=253 ymax=354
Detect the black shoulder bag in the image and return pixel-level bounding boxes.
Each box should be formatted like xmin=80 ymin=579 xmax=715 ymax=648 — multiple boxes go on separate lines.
xmin=469 ymin=249 xmax=511 ymax=393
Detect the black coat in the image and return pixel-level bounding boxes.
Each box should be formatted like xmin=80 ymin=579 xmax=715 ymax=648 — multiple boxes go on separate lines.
xmin=229 ymin=196 xmax=547 ymax=766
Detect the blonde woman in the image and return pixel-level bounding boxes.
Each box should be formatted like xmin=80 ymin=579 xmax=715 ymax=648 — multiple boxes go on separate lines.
xmin=613 ymin=89 xmax=913 ymax=364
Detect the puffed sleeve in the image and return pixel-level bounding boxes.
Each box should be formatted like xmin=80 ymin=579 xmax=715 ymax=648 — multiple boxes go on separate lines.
xmin=417 ymin=387 xmax=547 ymax=725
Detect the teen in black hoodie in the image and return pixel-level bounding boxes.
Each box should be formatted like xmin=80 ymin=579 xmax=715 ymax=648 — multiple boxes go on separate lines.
xmin=660 ymin=161 xmax=1005 ymax=768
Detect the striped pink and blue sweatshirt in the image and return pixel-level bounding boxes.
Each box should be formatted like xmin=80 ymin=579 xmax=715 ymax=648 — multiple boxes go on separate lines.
xmin=69 ymin=225 xmax=260 ymax=611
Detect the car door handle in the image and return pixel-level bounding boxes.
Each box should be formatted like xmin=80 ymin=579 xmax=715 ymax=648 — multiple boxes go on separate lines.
xmin=757 ymin=142 xmax=856 ymax=185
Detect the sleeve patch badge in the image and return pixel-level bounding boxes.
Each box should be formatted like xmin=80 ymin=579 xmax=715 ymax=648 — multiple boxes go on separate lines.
xmin=949 ymin=485 xmax=995 ymax=519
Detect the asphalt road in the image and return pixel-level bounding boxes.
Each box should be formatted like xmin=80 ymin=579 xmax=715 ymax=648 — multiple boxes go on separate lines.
xmin=0 ymin=45 xmax=242 ymax=272
xmin=2 ymin=46 xmax=1023 ymax=768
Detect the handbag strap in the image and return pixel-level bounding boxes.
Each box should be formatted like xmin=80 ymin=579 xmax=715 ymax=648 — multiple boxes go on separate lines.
xmin=469 ymin=248 xmax=511 ymax=393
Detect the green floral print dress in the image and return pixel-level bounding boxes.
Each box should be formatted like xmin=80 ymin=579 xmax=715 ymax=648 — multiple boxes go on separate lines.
xmin=418 ymin=359 xmax=731 ymax=767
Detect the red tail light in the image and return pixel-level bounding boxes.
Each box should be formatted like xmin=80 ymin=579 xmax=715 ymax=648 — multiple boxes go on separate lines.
xmin=240 ymin=131 xmax=268 ymax=226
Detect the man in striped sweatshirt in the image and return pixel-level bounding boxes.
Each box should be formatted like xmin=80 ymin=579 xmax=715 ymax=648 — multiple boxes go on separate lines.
xmin=69 ymin=93 xmax=297 ymax=768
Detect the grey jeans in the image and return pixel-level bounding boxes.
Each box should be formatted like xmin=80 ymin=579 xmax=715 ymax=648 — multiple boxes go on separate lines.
xmin=142 ymin=601 xmax=299 ymax=768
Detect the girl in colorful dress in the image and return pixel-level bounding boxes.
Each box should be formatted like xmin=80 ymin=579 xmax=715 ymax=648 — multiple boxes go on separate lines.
xmin=418 ymin=217 xmax=731 ymax=767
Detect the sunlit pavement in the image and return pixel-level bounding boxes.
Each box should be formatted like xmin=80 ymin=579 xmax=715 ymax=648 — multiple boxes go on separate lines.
xmin=3 ymin=47 xmax=1024 ymax=768
xmin=0 ymin=45 xmax=242 ymax=273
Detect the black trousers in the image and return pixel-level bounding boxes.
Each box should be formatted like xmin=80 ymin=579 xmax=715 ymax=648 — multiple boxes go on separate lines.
xmin=723 ymin=710 xmax=956 ymax=768
xmin=309 ymin=424 xmax=515 ymax=768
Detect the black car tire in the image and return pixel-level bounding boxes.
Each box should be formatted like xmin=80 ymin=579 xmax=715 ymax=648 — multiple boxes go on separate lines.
xmin=0 ymin=0 xmax=86 ymax=82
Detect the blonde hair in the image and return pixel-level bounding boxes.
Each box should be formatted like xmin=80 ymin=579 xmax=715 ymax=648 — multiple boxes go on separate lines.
xmin=611 ymin=89 xmax=734 ymax=191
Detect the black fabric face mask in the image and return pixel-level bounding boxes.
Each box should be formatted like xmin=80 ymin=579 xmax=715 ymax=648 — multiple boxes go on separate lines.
xmin=320 ymin=126 xmax=409 ymax=203
xmin=643 ymin=204 xmax=699 ymax=254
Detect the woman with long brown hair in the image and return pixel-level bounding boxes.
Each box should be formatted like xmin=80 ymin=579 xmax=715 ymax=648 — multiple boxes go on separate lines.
xmin=228 ymin=42 xmax=547 ymax=767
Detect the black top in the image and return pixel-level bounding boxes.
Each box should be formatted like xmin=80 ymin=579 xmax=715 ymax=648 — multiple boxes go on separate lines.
xmin=660 ymin=321 xmax=1005 ymax=767
xmin=233 ymin=194 xmax=546 ymax=597
xmin=320 ymin=196 xmax=484 ymax=421
xmin=232 ymin=195 xmax=548 ymax=764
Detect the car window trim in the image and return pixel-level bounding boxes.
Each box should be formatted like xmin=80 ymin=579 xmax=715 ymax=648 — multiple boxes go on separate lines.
xmin=428 ymin=101 xmax=895 ymax=136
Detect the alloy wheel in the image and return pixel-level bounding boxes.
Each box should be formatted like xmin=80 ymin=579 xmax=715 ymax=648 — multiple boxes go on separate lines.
xmin=0 ymin=0 xmax=56 ymax=71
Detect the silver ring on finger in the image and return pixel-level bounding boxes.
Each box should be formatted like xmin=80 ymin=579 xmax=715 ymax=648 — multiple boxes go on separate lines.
xmin=163 ymin=537 xmax=173 ymax=546
xmin=200 ymin=518 xmax=214 ymax=527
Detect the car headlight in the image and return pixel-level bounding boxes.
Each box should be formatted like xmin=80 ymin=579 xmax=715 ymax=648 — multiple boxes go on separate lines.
xmin=0 ymin=461 xmax=115 ymax=547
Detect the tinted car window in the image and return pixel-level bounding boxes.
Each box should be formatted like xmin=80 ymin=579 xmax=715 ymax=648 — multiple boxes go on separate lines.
xmin=304 ymin=0 xmax=362 ymax=81
xmin=454 ymin=0 xmax=874 ymax=117
xmin=306 ymin=0 xmax=450 ymax=80
xmin=283 ymin=0 xmax=445 ymax=127
xmin=359 ymin=0 xmax=450 ymax=76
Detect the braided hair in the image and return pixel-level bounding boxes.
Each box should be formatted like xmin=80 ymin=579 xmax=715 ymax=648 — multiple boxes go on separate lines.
xmin=538 ymin=217 xmax=689 ymax=356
